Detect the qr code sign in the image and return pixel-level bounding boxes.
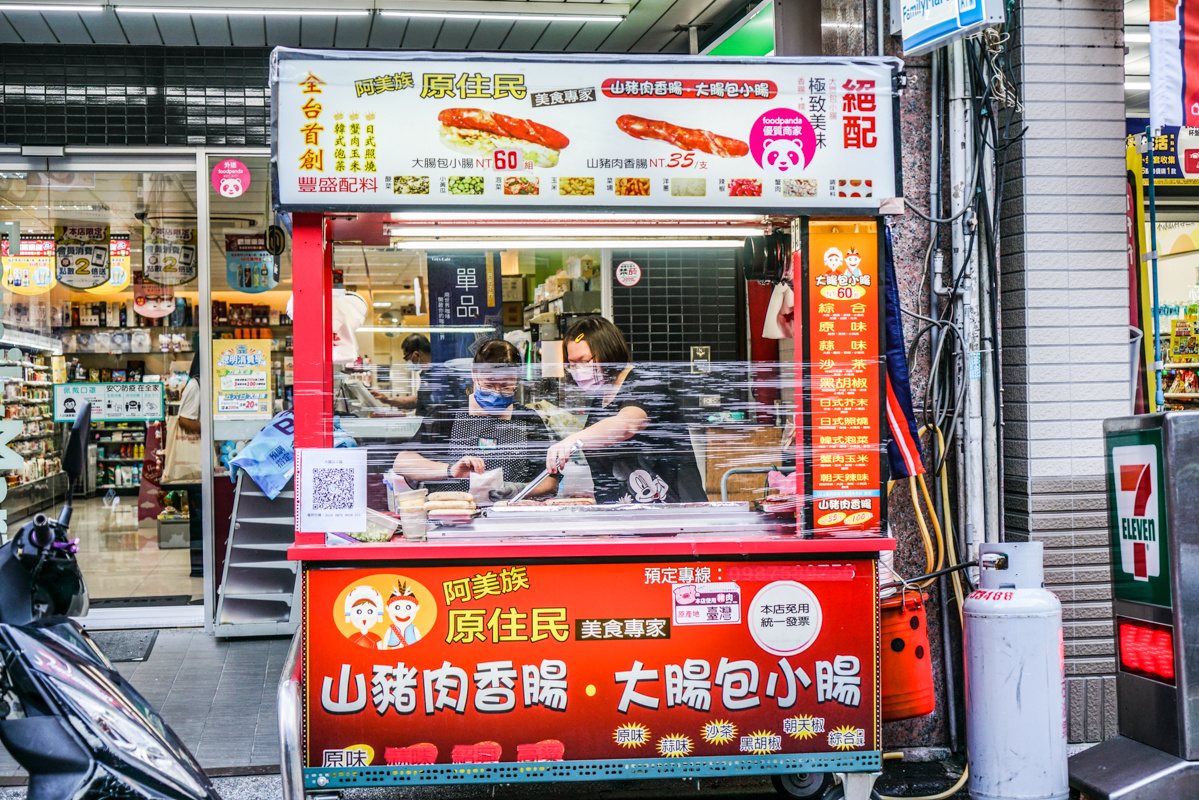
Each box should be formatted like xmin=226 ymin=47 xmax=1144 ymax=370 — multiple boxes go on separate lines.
xmin=310 ymin=468 xmax=356 ymax=510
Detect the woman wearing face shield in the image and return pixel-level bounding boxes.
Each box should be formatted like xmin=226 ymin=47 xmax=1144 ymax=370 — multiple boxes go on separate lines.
xmin=391 ymin=339 xmax=559 ymax=499
xmin=547 ymin=316 xmax=706 ymax=504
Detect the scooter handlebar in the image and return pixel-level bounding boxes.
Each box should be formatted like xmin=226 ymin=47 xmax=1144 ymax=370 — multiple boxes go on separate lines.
xmin=29 ymin=514 xmax=53 ymax=549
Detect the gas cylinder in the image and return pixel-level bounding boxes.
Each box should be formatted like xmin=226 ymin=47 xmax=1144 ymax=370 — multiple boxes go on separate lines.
xmin=964 ymin=542 xmax=1067 ymax=800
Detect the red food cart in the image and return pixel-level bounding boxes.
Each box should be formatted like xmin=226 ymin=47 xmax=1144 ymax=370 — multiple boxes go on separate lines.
xmin=272 ymin=48 xmax=902 ymax=800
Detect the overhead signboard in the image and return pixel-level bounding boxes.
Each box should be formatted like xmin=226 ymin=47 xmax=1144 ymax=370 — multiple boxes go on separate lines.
xmin=272 ymin=49 xmax=902 ymax=213
xmin=899 ymin=0 xmax=1004 ymax=58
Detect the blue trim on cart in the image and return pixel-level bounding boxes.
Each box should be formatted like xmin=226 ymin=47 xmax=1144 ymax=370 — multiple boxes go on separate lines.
xmin=304 ymin=752 xmax=883 ymax=788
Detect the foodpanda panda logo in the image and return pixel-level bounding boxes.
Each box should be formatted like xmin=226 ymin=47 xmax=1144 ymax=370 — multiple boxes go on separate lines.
xmin=761 ymin=138 xmax=806 ymax=174
xmin=219 ymin=177 xmax=244 ymax=198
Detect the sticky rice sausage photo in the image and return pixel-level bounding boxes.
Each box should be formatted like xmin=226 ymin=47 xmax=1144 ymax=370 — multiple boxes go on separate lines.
xmin=615 ymin=115 xmax=748 ymax=158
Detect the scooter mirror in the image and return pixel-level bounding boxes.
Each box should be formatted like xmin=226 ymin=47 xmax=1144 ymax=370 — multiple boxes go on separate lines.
xmin=63 ymin=402 xmax=91 ymax=487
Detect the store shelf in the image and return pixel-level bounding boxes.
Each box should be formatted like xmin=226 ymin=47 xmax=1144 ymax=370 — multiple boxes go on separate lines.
xmin=1165 ymin=393 xmax=1199 ymax=399
xmin=96 ymin=438 xmax=144 ymax=444
xmin=98 ymin=458 xmax=144 ymax=463
xmin=1164 ymin=363 xmax=1199 ymax=370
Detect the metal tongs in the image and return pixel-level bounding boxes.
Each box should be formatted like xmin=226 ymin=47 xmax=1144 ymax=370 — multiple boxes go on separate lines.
xmin=506 ymin=441 xmax=581 ymax=504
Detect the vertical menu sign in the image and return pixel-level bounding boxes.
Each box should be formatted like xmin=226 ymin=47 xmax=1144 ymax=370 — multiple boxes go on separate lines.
xmin=803 ymin=221 xmax=883 ymax=536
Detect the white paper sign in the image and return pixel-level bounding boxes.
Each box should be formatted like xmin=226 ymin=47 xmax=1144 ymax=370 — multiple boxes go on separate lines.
xmin=297 ymin=447 xmax=367 ymax=533
xmin=273 ymin=51 xmax=900 ymax=212
xmin=53 ymin=382 xmax=165 ymax=422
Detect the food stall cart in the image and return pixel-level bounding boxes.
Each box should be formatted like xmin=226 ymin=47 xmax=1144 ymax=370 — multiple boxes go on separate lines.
xmin=272 ymin=48 xmax=903 ymax=800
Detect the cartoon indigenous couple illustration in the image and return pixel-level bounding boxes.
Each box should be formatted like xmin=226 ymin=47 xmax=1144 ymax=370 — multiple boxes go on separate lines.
xmin=344 ymin=581 xmax=423 ymax=650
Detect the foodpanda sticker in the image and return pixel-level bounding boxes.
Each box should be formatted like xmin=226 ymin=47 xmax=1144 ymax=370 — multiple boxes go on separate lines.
xmin=211 ymin=158 xmax=251 ymax=199
xmin=672 ymin=581 xmax=741 ymax=625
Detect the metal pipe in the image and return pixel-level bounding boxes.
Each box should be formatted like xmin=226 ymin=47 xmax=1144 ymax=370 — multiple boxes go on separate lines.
xmin=1147 ymin=126 xmax=1164 ymax=409
xmin=876 ymin=0 xmax=885 ymax=55
xmin=278 ymin=630 xmax=305 ymax=800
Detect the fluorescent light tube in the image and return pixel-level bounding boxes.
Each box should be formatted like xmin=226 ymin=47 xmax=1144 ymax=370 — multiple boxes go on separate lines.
xmin=117 ymin=5 xmax=368 ymax=14
xmin=0 ymin=3 xmax=103 ymax=10
xmin=1124 ymin=32 xmax=1151 ymax=43
xmin=358 ymin=326 xmax=496 ymax=334
xmin=386 ymin=226 xmax=766 ymax=238
xmin=381 ymin=9 xmax=619 ymax=21
xmin=1125 ymin=81 xmax=1151 ymax=91
xmin=389 ymin=212 xmax=765 ymax=223
xmin=391 ymin=239 xmax=746 ymax=250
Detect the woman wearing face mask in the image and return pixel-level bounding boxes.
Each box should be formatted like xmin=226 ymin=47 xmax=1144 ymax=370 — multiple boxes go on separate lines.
xmin=391 ymin=339 xmax=558 ymax=498
xmin=547 ymin=316 xmax=706 ymax=505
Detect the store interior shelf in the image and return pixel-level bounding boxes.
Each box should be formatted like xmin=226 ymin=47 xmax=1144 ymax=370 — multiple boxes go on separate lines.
xmin=4 ymin=471 xmax=67 ymax=520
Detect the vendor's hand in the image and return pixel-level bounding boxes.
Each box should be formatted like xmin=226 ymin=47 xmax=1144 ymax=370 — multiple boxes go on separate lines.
xmin=546 ymin=439 xmax=579 ymax=474
xmin=489 ymin=482 xmax=525 ymax=501
xmin=449 ymin=456 xmax=485 ymax=479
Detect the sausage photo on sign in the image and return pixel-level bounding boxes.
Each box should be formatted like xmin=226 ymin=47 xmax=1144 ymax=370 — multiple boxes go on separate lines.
xmin=437 ymin=108 xmax=571 ymax=168
xmin=614 ymin=115 xmax=749 ymax=158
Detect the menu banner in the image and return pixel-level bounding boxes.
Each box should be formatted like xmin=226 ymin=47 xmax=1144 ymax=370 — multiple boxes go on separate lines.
xmin=213 ymin=339 xmax=273 ymax=419
xmin=272 ymin=50 xmax=900 ymax=212
xmin=303 ymin=560 xmax=879 ymax=773
xmin=801 ymin=221 xmax=884 ymax=536
xmin=55 ymin=225 xmax=110 ymax=290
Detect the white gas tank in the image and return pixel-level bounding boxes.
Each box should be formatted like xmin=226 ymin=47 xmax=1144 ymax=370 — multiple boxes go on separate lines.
xmin=964 ymin=541 xmax=1068 ymax=800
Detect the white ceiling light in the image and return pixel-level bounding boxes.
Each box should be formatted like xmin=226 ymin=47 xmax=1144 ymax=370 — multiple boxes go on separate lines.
xmin=1125 ymin=81 xmax=1151 ymax=91
xmin=0 ymin=3 xmax=103 ymax=10
xmin=358 ymin=325 xmax=496 ymax=334
xmin=1124 ymin=31 xmax=1151 ymax=43
xmin=117 ymin=5 xmax=368 ymax=13
xmin=380 ymin=9 xmax=620 ymax=21
xmin=390 ymin=212 xmax=765 ymax=223
xmin=377 ymin=0 xmax=626 ymax=21
xmin=391 ymin=239 xmax=746 ymax=250
xmin=387 ymin=226 xmax=766 ymax=238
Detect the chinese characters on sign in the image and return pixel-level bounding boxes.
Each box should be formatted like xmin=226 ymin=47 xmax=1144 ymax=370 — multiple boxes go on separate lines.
xmin=803 ymin=221 xmax=883 ymax=535
xmin=55 ymin=225 xmax=110 ymax=290
xmin=273 ymin=53 xmax=899 ymax=210
xmin=303 ymin=561 xmax=878 ymax=768
xmin=212 ymin=340 xmax=272 ymax=419
xmin=143 ymin=226 xmax=197 ymax=286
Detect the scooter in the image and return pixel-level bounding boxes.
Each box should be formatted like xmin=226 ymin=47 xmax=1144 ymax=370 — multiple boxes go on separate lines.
xmin=0 ymin=402 xmax=221 ymax=800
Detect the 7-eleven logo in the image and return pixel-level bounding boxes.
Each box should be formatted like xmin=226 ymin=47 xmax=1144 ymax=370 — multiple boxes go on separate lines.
xmin=1112 ymin=444 xmax=1160 ymax=582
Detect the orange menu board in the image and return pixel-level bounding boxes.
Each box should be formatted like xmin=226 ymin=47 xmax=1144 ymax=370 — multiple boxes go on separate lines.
xmin=801 ymin=221 xmax=884 ymax=536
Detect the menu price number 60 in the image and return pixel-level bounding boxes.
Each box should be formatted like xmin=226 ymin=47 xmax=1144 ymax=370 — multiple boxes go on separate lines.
xmin=493 ymin=149 xmax=525 ymax=171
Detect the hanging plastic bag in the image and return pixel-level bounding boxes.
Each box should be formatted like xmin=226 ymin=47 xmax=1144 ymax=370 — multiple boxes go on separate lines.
xmin=229 ymin=411 xmax=295 ymax=500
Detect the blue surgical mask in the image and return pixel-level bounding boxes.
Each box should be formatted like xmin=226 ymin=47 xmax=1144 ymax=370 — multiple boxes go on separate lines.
xmin=474 ymin=388 xmax=515 ymax=411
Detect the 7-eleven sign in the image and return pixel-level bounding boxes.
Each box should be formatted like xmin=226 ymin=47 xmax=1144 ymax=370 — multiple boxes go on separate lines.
xmin=1111 ymin=444 xmax=1161 ymax=582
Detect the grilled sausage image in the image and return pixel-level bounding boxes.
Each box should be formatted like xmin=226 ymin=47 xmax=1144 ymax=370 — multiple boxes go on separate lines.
xmin=437 ymin=108 xmax=570 ymax=151
xmin=615 ymin=115 xmax=749 ymax=158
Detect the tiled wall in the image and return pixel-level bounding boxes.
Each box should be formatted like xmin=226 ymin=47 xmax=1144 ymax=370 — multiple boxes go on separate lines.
xmin=1002 ymin=0 xmax=1129 ymax=745
xmin=0 ymin=45 xmax=270 ymax=146
xmin=610 ymin=248 xmax=743 ymax=364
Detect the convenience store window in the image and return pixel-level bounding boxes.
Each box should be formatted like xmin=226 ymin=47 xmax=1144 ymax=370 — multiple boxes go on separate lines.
xmin=0 ymin=169 xmax=202 ymax=605
xmin=206 ymin=155 xmax=297 ymax=634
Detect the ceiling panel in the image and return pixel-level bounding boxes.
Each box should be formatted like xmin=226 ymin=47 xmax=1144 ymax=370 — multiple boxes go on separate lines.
xmin=4 ymin=11 xmax=58 ymax=43
xmin=190 ymin=15 xmax=231 ymax=46
xmin=112 ymin=13 xmax=164 ymax=45
xmin=299 ymin=15 xmax=336 ymax=48
xmin=0 ymin=14 xmax=22 ymax=42
xmin=434 ymin=18 xmax=478 ymax=49
xmin=333 ymin=14 xmax=372 ymax=48
xmin=598 ymin=0 xmax=674 ymax=52
xmin=153 ymin=14 xmax=197 ymax=45
xmin=466 ymin=19 xmax=515 ymax=50
xmin=498 ymin=19 xmax=550 ymax=50
xmin=531 ymin=20 xmax=585 ymax=50
xmin=43 ymin=12 xmax=94 ymax=44
xmin=401 ymin=17 xmax=443 ymax=48
xmin=228 ymin=15 xmax=265 ymax=46
xmin=564 ymin=19 xmax=619 ymax=51
xmin=367 ymin=15 xmax=407 ymax=48
xmin=78 ymin=10 xmax=131 ymax=44
xmin=264 ymin=15 xmax=300 ymax=47
xmin=633 ymin=0 xmax=718 ymax=51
